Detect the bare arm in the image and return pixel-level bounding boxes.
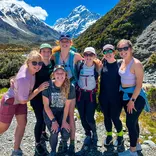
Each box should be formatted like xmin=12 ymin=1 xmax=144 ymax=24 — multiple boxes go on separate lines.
xmin=131 ymin=62 xmax=144 ymax=99
xmin=74 ymin=53 xmax=84 ymax=64
xmin=42 ymin=96 xmax=55 ymax=120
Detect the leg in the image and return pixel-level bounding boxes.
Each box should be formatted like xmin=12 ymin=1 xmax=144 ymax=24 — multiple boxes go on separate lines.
xmin=14 ymin=114 xmax=27 ymax=150
xmin=49 ymin=132 xmax=59 ymax=152
xmin=77 ymin=97 xmax=91 ymax=136
xmin=0 ymin=122 xmax=10 ymax=134
xmin=69 ymin=98 xmax=76 ymax=141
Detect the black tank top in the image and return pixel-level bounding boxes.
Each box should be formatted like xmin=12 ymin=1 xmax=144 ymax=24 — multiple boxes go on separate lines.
xmin=100 ymin=60 xmax=121 ymax=98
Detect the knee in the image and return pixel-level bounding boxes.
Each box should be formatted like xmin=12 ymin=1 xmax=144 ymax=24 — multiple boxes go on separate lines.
xmin=0 ymin=123 xmax=10 ymax=134
xmin=86 ymin=116 xmax=95 ymax=125
xmin=61 ymin=128 xmax=70 ymax=141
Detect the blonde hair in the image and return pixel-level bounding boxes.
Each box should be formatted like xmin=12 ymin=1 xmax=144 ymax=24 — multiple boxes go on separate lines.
xmin=117 ymin=39 xmax=133 ymax=48
xmin=51 ymin=71 xmax=70 ymax=99
xmin=25 ymin=50 xmax=42 ymax=66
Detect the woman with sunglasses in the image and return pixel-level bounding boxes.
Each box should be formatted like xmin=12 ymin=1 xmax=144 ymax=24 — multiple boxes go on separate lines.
xmin=0 ymin=51 xmax=49 ymax=156
xmin=30 ymin=43 xmax=55 ymax=156
xmin=52 ymin=33 xmax=83 ymax=155
xmin=76 ymin=47 xmax=100 ymax=153
xmin=42 ymin=65 xmax=76 ymax=156
xmin=99 ymin=44 xmax=124 ymax=153
xmin=117 ymin=39 xmax=149 ymax=156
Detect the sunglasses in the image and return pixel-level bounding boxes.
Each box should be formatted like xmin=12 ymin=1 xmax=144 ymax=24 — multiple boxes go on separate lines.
xmin=83 ymin=53 xmax=95 ymax=57
xmin=117 ymin=46 xmax=130 ymax=52
xmin=60 ymin=34 xmax=70 ymax=38
xmin=103 ymin=49 xmax=114 ymax=54
xmin=32 ymin=61 xmax=43 ymax=66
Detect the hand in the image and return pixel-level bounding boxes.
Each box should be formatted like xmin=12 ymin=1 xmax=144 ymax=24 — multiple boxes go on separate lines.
xmin=38 ymin=82 xmax=49 ymax=92
xmin=61 ymin=121 xmax=70 ymax=133
xmin=127 ymin=100 xmax=137 ymax=114
xmin=51 ymin=121 xmax=59 ymax=134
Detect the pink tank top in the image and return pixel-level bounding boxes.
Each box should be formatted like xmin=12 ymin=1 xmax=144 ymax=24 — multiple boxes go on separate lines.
xmin=119 ymin=59 xmax=136 ymax=85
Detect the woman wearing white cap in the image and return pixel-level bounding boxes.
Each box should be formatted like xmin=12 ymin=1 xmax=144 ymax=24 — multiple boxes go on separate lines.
xmin=76 ymin=47 xmax=100 ymax=152
xmin=99 ymin=44 xmax=125 ymax=153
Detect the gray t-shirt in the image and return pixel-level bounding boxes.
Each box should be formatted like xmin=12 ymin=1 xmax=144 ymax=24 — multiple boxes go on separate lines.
xmin=42 ymin=80 xmax=75 ymax=108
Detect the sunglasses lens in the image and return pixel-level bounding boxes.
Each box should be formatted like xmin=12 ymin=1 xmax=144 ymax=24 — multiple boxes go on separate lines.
xmin=103 ymin=49 xmax=113 ymax=54
xmin=38 ymin=62 xmax=43 ymax=66
xmin=118 ymin=46 xmax=129 ymax=52
xmin=123 ymin=47 xmax=129 ymax=51
xmin=32 ymin=61 xmax=37 ymax=66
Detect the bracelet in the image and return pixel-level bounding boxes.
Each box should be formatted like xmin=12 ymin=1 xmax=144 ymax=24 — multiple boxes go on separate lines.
xmin=51 ymin=117 xmax=56 ymax=123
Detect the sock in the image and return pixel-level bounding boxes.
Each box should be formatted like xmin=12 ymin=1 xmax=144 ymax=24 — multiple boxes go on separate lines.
xmin=117 ymin=130 xmax=123 ymax=137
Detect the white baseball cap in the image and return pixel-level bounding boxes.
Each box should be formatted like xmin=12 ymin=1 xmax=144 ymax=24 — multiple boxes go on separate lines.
xmin=84 ymin=47 xmax=96 ymax=55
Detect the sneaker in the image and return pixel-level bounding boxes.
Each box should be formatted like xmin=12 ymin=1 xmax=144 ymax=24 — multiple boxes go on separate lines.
xmin=35 ymin=143 xmax=46 ymax=155
xmin=11 ymin=149 xmax=23 ymax=156
xmin=67 ymin=144 xmax=75 ymax=156
xmin=84 ymin=136 xmax=92 ymax=146
xmin=104 ymin=136 xmax=113 ymax=145
xmin=118 ymin=149 xmax=138 ymax=156
xmin=41 ymin=132 xmax=49 ymax=142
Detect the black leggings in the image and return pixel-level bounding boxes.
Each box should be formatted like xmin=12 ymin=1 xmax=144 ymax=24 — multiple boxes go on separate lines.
xmin=31 ymin=97 xmax=46 ymax=143
xmin=99 ymin=95 xmax=123 ymax=134
xmin=76 ymin=91 xmax=97 ymax=136
xmin=120 ymin=92 xmax=145 ymax=147
xmin=43 ymin=109 xmax=70 ymax=152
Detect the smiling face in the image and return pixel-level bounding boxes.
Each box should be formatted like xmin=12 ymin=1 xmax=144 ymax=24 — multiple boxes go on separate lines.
xmin=27 ymin=59 xmax=43 ymax=74
xmin=53 ymin=68 xmax=66 ymax=83
xmin=117 ymin=42 xmax=132 ymax=59
xmin=59 ymin=39 xmax=71 ymax=51
xmin=83 ymin=51 xmax=96 ymax=64
xmin=103 ymin=48 xmax=115 ymax=61
xmin=40 ymin=48 xmax=51 ymax=61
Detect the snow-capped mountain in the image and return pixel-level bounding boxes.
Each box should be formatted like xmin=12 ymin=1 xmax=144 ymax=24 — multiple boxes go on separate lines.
xmin=52 ymin=5 xmax=101 ymax=38
xmin=0 ymin=0 xmax=59 ymax=44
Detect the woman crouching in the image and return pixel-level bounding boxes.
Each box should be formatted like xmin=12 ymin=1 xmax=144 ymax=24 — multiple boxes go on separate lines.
xmin=42 ymin=65 xmax=76 ymax=156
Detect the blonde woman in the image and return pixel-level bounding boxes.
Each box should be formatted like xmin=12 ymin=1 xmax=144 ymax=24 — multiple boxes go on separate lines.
xmin=0 ymin=51 xmax=49 ymax=156
xmin=117 ymin=39 xmax=149 ymax=156
xmin=42 ymin=65 xmax=75 ymax=156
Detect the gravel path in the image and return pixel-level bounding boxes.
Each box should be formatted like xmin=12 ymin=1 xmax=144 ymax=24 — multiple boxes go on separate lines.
xmin=0 ymin=110 xmax=156 ymax=156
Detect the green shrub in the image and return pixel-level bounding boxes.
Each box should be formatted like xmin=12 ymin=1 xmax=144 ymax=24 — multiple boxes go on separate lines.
xmin=147 ymin=86 xmax=156 ymax=112
xmin=144 ymin=53 xmax=156 ymax=70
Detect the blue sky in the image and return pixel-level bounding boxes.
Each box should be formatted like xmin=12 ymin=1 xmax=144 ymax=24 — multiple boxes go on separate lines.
xmin=23 ymin=0 xmax=119 ymax=25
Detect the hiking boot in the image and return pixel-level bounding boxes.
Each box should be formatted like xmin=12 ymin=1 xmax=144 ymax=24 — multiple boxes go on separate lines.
xmin=35 ymin=143 xmax=46 ymax=156
xmin=118 ymin=149 xmax=138 ymax=156
xmin=11 ymin=149 xmax=23 ymax=156
xmin=50 ymin=151 xmax=56 ymax=156
xmin=41 ymin=132 xmax=49 ymax=142
xmin=114 ymin=136 xmax=125 ymax=152
xmin=104 ymin=136 xmax=114 ymax=152
xmin=67 ymin=144 xmax=75 ymax=156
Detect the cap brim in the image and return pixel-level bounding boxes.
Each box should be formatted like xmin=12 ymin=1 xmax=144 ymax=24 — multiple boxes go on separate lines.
xmin=53 ymin=67 xmax=66 ymax=72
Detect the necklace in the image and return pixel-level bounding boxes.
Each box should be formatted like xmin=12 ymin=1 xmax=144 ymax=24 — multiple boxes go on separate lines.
xmin=60 ymin=53 xmax=69 ymax=64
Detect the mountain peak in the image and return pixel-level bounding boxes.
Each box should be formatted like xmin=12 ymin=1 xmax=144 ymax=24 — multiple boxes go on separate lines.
xmin=53 ymin=5 xmax=101 ymax=38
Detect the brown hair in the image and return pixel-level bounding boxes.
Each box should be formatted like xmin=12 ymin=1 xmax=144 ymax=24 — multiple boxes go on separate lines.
xmin=51 ymin=71 xmax=70 ymax=99
xmin=25 ymin=50 xmax=42 ymax=66
xmin=117 ymin=39 xmax=133 ymax=48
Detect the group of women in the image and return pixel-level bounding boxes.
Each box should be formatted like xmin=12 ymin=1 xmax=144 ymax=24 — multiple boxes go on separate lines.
xmin=0 ymin=33 xmax=149 ymax=156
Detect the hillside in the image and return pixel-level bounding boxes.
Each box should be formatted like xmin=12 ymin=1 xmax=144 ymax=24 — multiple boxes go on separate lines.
xmin=74 ymin=0 xmax=156 ymax=55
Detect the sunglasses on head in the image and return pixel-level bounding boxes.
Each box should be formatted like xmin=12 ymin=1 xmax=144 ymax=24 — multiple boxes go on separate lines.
xmin=83 ymin=53 xmax=95 ymax=57
xmin=60 ymin=34 xmax=70 ymax=38
xmin=103 ymin=49 xmax=114 ymax=54
xmin=117 ymin=46 xmax=130 ymax=52
xmin=32 ymin=61 xmax=43 ymax=66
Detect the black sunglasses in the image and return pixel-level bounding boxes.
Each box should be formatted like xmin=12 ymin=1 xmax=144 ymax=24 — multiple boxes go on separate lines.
xmin=60 ymin=34 xmax=70 ymax=38
xmin=117 ymin=46 xmax=130 ymax=52
xmin=103 ymin=49 xmax=114 ymax=54
xmin=32 ymin=61 xmax=43 ymax=66
xmin=83 ymin=53 xmax=95 ymax=57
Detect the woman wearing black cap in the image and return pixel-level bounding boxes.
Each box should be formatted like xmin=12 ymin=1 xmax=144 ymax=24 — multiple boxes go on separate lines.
xmin=99 ymin=44 xmax=124 ymax=153
xmin=30 ymin=43 xmax=55 ymax=156
xmin=42 ymin=65 xmax=76 ymax=156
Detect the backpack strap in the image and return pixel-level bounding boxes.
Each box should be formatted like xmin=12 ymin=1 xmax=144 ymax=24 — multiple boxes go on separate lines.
xmin=54 ymin=52 xmax=60 ymax=65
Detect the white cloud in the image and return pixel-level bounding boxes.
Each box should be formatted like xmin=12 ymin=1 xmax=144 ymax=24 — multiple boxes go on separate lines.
xmin=1 ymin=0 xmax=48 ymax=20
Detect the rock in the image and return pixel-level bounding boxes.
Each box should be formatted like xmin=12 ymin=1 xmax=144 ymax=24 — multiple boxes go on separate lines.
xmin=143 ymin=140 xmax=156 ymax=148
xmin=141 ymin=144 xmax=150 ymax=149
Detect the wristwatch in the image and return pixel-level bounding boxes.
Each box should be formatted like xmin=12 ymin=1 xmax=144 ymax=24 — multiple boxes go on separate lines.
xmin=130 ymin=98 xmax=136 ymax=102
xmin=51 ymin=117 xmax=56 ymax=123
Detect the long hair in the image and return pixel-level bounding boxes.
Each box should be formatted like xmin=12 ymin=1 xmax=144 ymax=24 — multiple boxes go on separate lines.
xmin=25 ymin=50 xmax=42 ymax=66
xmin=51 ymin=71 xmax=70 ymax=99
